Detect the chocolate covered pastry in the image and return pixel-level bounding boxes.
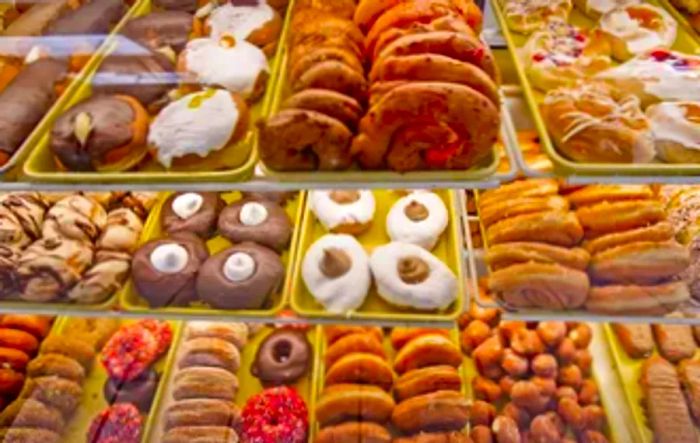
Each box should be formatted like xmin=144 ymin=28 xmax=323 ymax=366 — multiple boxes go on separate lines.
xmin=2 ymin=0 xmax=72 ymax=36
xmin=218 ymin=198 xmax=292 ymax=252
xmin=161 ymin=192 xmax=223 ymax=239
xmin=240 ymin=191 xmax=296 ymax=205
xmin=153 ymin=0 xmax=197 ymax=13
xmin=0 ymin=59 xmax=67 ymax=162
xmin=131 ymin=232 xmax=209 ymax=307
xmin=46 ymin=0 xmax=126 ymax=35
xmin=196 ymin=242 xmax=284 ymax=310
xmin=41 ymin=194 xmax=107 ymax=243
xmin=251 ymin=329 xmax=311 ymax=384
xmin=122 ymin=10 xmax=194 ymax=53
xmin=103 ymin=368 xmax=158 ymax=411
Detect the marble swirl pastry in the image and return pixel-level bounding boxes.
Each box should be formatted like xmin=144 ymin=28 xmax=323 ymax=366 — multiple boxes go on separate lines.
xmin=251 ymin=329 xmax=311 ymax=384
xmin=301 ymin=234 xmax=371 ymax=313
xmin=96 ymin=207 xmax=144 ymax=253
xmin=46 ymin=0 xmax=126 ymax=35
xmin=217 ymin=198 xmax=292 ymax=252
xmin=131 ymin=232 xmax=209 ymax=307
xmin=121 ymin=10 xmax=194 ymax=53
xmin=161 ymin=192 xmax=223 ymax=239
xmin=0 ymin=192 xmax=47 ymax=242
xmin=196 ymin=242 xmax=284 ymax=310
xmin=41 ymin=194 xmax=107 ymax=243
xmin=369 ymin=242 xmax=457 ymax=310
xmin=386 ymin=191 xmax=448 ymax=250
xmin=67 ymin=250 xmax=131 ymax=304
xmin=309 ymin=190 xmax=375 ymax=234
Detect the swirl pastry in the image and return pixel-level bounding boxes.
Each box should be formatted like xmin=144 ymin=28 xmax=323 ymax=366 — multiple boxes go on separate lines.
xmin=97 ymin=208 xmax=143 ymax=253
xmin=17 ymin=237 xmax=93 ymax=302
xmin=369 ymin=242 xmax=457 ymax=310
xmin=596 ymin=50 xmax=700 ymax=107
xmin=0 ymin=192 xmax=46 ymax=242
xmin=148 ymin=89 xmax=250 ymax=170
xmin=310 ymin=190 xmax=375 ymax=235
xmin=131 ymin=232 xmax=209 ymax=307
xmin=217 ymin=198 xmax=292 ymax=252
xmin=386 ymin=191 xmax=447 ymax=250
xmin=202 ymin=0 xmax=282 ymax=55
xmin=50 ymin=95 xmax=150 ymax=172
xmin=599 ymin=4 xmax=677 ymax=61
xmin=179 ymin=36 xmax=269 ymax=102
xmin=161 ymin=192 xmax=223 ymax=239
xmin=522 ymin=20 xmax=613 ymax=91
xmin=41 ymin=194 xmax=107 ymax=243
xmin=301 ymin=234 xmax=371 ymax=313
xmin=121 ymin=11 xmax=194 ymax=53
xmin=573 ymin=0 xmax=638 ymax=18
xmin=196 ymin=242 xmax=284 ymax=310
xmin=647 ymin=102 xmax=700 ymax=164
xmin=499 ymin=0 xmax=572 ymax=35
xmin=540 ymin=81 xmax=655 ymax=163
xmin=67 ymin=250 xmax=131 ymax=304
xmin=353 ymin=82 xmax=499 ymax=171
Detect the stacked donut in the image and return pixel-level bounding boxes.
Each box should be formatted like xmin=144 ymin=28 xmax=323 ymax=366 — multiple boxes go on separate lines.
xmin=570 ymin=185 xmax=691 ymax=315
xmin=315 ymin=326 xmax=394 ymax=442
xmin=0 ymin=192 xmax=145 ymax=304
xmin=480 ymin=179 xmax=591 ymax=310
xmin=390 ymin=328 xmax=469 ymax=442
xmin=0 ymin=317 xmax=117 ymax=443
xmin=459 ymin=302 xmax=608 ymax=442
xmin=0 ymin=316 xmax=52 ymax=410
xmin=131 ymin=191 xmax=294 ymax=309
xmin=160 ymin=322 xmax=248 ymax=443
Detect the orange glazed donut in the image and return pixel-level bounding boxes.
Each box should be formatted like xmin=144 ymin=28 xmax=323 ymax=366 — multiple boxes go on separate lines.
xmin=0 ymin=368 xmax=24 ymax=396
xmin=393 ymin=334 xmax=462 ymax=374
xmin=315 ymin=422 xmax=391 ymax=443
xmin=325 ymin=353 xmax=394 ymax=391
xmin=0 ymin=347 xmax=30 ymax=371
xmin=390 ymin=328 xmax=450 ymax=350
xmin=394 ymin=365 xmax=462 ymax=401
xmin=0 ymin=329 xmax=39 ymax=354
xmin=315 ymin=384 xmax=395 ymax=426
xmin=393 ymin=431 xmax=472 ymax=443
xmin=325 ymin=326 xmax=384 ymax=345
xmin=391 ymin=390 xmax=469 ymax=434
xmin=326 ymin=333 xmax=386 ymax=368
xmin=0 ymin=316 xmax=52 ymax=339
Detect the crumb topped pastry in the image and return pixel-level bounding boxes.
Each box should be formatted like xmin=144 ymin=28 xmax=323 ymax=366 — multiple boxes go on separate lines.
xmin=599 ymin=4 xmax=677 ymax=60
xmin=386 ymin=191 xmax=448 ymax=250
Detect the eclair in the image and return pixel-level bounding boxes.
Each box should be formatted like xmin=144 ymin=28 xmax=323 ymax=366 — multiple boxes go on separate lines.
xmin=486 ymin=211 xmax=583 ymax=247
xmin=485 ymin=242 xmax=590 ymax=271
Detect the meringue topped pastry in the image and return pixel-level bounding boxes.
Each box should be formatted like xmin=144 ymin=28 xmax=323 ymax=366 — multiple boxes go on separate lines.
xmin=386 ymin=192 xmax=448 ymax=250
xmin=204 ymin=0 xmax=281 ymax=49
xmin=647 ymin=101 xmax=700 ymax=163
xmin=161 ymin=192 xmax=223 ymax=239
xmin=218 ymin=198 xmax=292 ymax=252
xmin=574 ymin=0 xmax=639 ymax=18
xmin=599 ymin=4 xmax=677 ymax=60
xmin=301 ymin=234 xmax=371 ymax=314
xmin=309 ymin=190 xmax=375 ymax=234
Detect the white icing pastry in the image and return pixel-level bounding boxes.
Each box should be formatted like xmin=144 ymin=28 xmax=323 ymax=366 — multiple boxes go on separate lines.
xmin=224 ymin=252 xmax=256 ymax=282
xmin=386 ymin=192 xmax=448 ymax=250
xmin=183 ymin=37 xmax=268 ymax=98
xmin=239 ymin=202 xmax=268 ymax=226
xmin=150 ymin=243 xmax=188 ymax=273
xmin=578 ymin=0 xmax=638 ymax=17
xmin=370 ymin=242 xmax=457 ymax=310
xmin=172 ymin=193 xmax=204 ymax=219
xmin=647 ymin=102 xmax=700 ymax=151
xmin=501 ymin=0 xmax=572 ymax=34
xmin=206 ymin=1 xmax=275 ymax=41
xmin=309 ymin=190 xmax=375 ymax=232
xmin=599 ymin=5 xmax=676 ymax=58
xmin=301 ymin=234 xmax=371 ymax=314
xmin=148 ymin=89 xmax=238 ymax=168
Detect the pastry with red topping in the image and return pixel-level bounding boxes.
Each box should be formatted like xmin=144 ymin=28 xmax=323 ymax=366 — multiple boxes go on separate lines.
xmin=100 ymin=321 xmax=172 ymax=382
xmin=598 ymin=4 xmax=677 ymax=61
xmin=242 ymin=386 xmax=308 ymax=443
xmin=500 ymin=0 xmax=572 ymax=35
xmin=87 ymin=403 xmax=143 ymax=443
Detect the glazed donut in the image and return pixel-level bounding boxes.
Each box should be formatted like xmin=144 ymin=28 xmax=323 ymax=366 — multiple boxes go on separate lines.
xmin=315 ymin=384 xmax=396 ymax=426
xmin=242 ymin=386 xmax=308 ymax=443
xmin=186 ymin=322 xmax=248 ymax=350
xmin=390 ymin=327 xmax=450 ymax=351
xmin=325 ymin=333 xmax=385 ymax=368
xmin=309 ymin=190 xmax=376 ymax=234
xmin=161 ymin=192 xmax=224 ymax=239
xmin=394 ymin=365 xmax=462 ymax=401
xmin=325 ymin=353 xmax=394 ymax=391
xmin=386 ymin=192 xmax=448 ymax=250
xmin=393 ymin=334 xmax=462 ymax=374
xmin=217 ymin=198 xmax=292 ymax=252
xmin=164 ymin=399 xmax=242 ymax=431
xmin=251 ymin=329 xmax=312 ymax=384
xmin=178 ymin=337 xmax=241 ymax=373
xmin=391 ymin=390 xmax=469 ymax=434
xmin=369 ymin=242 xmax=457 ymax=310
xmin=39 ymin=336 xmax=95 ymax=370
xmin=325 ymin=326 xmax=384 ymax=345
xmin=302 ymin=234 xmax=371 ymax=314
xmin=173 ymin=366 xmax=239 ymax=401
xmin=315 ymin=422 xmax=391 ymax=443
xmin=163 ymin=426 xmax=238 ymax=443
xmin=26 ymin=354 xmax=85 ymax=383
xmin=0 ymin=347 xmax=29 ymax=371
xmin=0 ymin=316 xmax=51 ymax=339
xmin=0 ymin=328 xmax=38 ymax=354
xmin=394 ymin=432 xmax=472 ymax=443
xmin=0 ymin=368 xmax=24 ymax=396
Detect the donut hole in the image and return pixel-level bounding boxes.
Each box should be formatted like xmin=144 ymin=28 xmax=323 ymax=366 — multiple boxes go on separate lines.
xmin=273 ymin=340 xmax=293 ymax=363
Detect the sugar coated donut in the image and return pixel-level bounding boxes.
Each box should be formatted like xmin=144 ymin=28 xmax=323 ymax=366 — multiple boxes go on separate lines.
xmin=391 ymin=391 xmax=469 ymax=434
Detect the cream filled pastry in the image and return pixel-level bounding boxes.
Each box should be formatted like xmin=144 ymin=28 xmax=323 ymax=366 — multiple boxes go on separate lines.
xmin=386 ymin=192 xmax=448 ymax=250
xmin=161 ymin=192 xmax=224 ymax=239
xmin=196 ymin=242 xmax=284 ymax=310
xmin=500 ymin=0 xmax=572 ymax=34
xmin=309 ymin=190 xmax=375 ymax=235
xmin=218 ymin=198 xmax=292 ymax=252
xmin=369 ymin=242 xmax=457 ymax=310
xmin=202 ymin=0 xmax=282 ymax=53
xmin=596 ymin=50 xmax=700 ymax=107
xmin=574 ymin=0 xmax=639 ymax=18
xmin=301 ymin=234 xmax=371 ymax=314
xmin=599 ymin=4 xmax=677 ymax=60
xmin=647 ymin=102 xmax=700 ymax=163
xmin=148 ymin=89 xmax=249 ymax=170
xmin=179 ymin=36 xmax=269 ymax=102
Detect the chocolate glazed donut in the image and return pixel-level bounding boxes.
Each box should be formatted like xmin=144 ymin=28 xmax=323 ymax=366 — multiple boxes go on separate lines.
xmin=251 ymin=329 xmax=311 ymax=384
xmin=103 ymin=368 xmax=159 ymax=411
xmin=46 ymin=0 xmax=126 ymax=35
xmin=218 ymin=198 xmax=292 ymax=252
xmin=122 ymin=10 xmax=194 ymax=53
xmin=196 ymin=242 xmax=284 ymax=309
xmin=131 ymin=232 xmax=209 ymax=307
xmin=161 ymin=192 xmax=224 ymax=239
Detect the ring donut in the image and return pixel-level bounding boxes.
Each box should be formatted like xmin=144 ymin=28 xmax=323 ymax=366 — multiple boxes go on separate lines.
xmin=391 ymin=390 xmax=469 ymax=434
xmin=394 ymin=365 xmax=462 ymax=401
xmin=390 ymin=327 xmax=450 ymax=350
xmin=326 ymin=333 xmax=385 ymax=368
xmin=393 ymin=432 xmax=472 ymax=443
xmin=315 ymin=384 xmax=395 ymax=426
xmin=315 ymin=422 xmax=391 ymax=443
xmin=393 ymin=334 xmax=462 ymax=374
xmin=325 ymin=326 xmax=384 ymax=345
xmin=325 ymin=353 xmax=394 ymax=391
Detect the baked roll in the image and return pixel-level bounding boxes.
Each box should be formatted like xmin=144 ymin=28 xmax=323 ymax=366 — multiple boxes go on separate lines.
xmin=97 ymin=207 xmax=143 ymax=253
xmin=566 ymin=184 xmax=654 ymax=208
xmin=585 ymin=281 xmax=690 ymax=315
xmin=598 ymin=4 xmax=677 ymax=61
xmin=309 ymin=190 xmax=375 ymax=235
xmin=485 ymin=242 xmax=590 ymax=271
xmin=486 ymin=210 xmax=583 ymax=247
xmin=612 ymin=323 xmax=654 ymax=359
xmin=479 ymin=195 xmax=569 ymax=228
xmin=647 ymin=101 xmax=700 ymax=163
xmin=582 ymin=221 xmax=674 ymax=255
xmin=385 ymin=191 xmax=448 ymax=250
xmin=575 ymin=199 xmax=665 ymax=238
xmin=540 ymin=81 xmax=655 ymax=163
xmin=478 ymin=179 xmax=558 ymax=208
xmin=499 ymin=0 xmax=572 ymax=34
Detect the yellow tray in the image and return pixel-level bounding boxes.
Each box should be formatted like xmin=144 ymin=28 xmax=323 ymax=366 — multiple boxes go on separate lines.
xmin=0 ymin=0 xmax=141 ymax=180
xmin=55 ymin=317 xmax=183 ymax=443
xmin=490 ymin=0 xmax=700 ymax=177
xmin=22 ymin=0 xmax=290 ymax=184
xmin=146 ymin=323 xmax=319 ymax=442
xmin=658 ymin=0 xmax=700 ymax=44
xmin=253 ymin=0 xmax=500 ymax=184
xmin=119 ymin=191 xmax=306 ymax=318
xmin=290 ymin=190 xmax=465 ymax=323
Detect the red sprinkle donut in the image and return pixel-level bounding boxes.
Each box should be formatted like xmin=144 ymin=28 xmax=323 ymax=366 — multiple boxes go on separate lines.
xmin=242 ymin=386 xmax=308 ymax=443
xmin=138 ymin=320 xmax=173 ymax=355
xmin=87 ymin=403 xmax=143 ymax=443
xmin=101 ymin=323 xmax=159 ymax=382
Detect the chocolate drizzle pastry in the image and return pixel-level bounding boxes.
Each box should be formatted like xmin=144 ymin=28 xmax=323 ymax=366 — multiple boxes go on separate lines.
xmin=41 ymin=194 xmax=107 ymax=243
